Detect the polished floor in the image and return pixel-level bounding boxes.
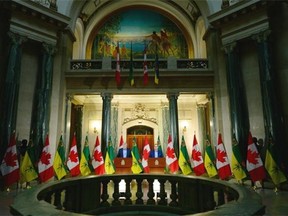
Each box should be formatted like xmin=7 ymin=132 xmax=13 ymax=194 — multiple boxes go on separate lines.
xmin=1 ymin=180 xmax=288 ymax=216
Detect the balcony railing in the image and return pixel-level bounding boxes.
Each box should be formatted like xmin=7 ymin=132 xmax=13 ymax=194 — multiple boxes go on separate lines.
xmin=10 ymin=174 xmax=265 ymax=215
xmin=69 ymin=58 xmax=208 ymax=71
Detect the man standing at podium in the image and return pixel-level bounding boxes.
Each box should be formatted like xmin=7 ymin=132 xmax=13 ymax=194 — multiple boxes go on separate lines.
xmin=150 ymin=144 xmax=163 ymax=158
xmin=117 ymin=142 xmax=132 ymax=158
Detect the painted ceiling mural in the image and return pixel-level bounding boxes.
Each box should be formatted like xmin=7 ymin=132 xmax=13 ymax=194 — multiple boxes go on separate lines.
xmin=91 ymin=9 xmax=188 ymax=59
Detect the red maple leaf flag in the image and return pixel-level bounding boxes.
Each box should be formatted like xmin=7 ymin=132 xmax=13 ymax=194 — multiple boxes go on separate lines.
xmin=118 ymin=135 xmax=124 ymax=152
xmin=0 ymin=132 xmax=20 ymax=187
xmin=67 ymin=133 xmax=80 ymax=177
xmin=165 ymin=134 xmax=179 ymax=173
xmin=246 ymin=131 xmax=265 ymax=182
xmin=216 ymin=133 xmax=232 ymax=180
xmin=38 ymin=134 xmax=54 ymax=183
xmin=191 ymin=134 xmax=206 ymax=176
xmin=141 ymin=135 xmax=151 ymax=173
xmin=115 ymin=42 xmax=121 ymax=86
xmin=92 ymin=135 xmax=105 ymax=175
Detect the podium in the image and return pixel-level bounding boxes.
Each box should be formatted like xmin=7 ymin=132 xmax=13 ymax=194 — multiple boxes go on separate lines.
xmin=114 ymin=157 xmax=165 ymax=174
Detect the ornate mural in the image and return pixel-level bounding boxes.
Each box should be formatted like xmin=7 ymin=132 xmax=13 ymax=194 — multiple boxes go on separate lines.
xmin=91 ymin=9 xmax=188 ymax=59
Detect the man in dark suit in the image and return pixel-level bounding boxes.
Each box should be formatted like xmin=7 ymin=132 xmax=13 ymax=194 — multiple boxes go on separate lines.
xmin=149 ymin=144 xmax=163 ymax=158
xmin=117 ymin=142 xmax=132 ymax=158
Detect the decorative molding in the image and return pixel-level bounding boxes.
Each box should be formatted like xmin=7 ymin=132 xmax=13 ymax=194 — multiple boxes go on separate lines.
xmin=123 ymin=103 xmax=158 ymax=125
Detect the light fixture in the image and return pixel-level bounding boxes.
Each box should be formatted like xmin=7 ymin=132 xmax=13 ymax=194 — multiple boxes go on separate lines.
xmin=183 ymin=126 xmax=187 ymax=133
xmin=91 ymin=120 xmax=100 ymax=134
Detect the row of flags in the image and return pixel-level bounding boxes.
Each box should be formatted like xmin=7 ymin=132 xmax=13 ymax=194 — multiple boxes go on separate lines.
xmin=115 ymin=42 xmax=160 ymax=87
xmin=1 ymin=131 xmax=286 ymax=189
xmin=165 ymin=131 xmax=287 ymax=188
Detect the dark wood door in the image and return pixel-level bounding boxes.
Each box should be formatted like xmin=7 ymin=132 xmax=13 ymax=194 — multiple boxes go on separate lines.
xmin=127 ymin=135 xmax=154 ymax=156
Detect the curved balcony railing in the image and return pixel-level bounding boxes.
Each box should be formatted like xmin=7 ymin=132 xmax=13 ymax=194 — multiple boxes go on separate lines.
xmin=10 ymin=174 xmax=265 ymax=216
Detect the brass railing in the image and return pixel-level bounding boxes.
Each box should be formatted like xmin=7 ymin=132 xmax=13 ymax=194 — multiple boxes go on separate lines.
xmin=10 ymin=174 xmax=265 ymax=216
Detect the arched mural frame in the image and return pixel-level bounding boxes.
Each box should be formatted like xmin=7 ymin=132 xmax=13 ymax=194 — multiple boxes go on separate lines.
xmin=85 ymin=5 xmax=195 ymax=59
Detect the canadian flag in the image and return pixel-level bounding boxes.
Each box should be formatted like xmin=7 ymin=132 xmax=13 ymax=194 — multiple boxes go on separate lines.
xmin=0 ymin=132 xmax=20 ymax=187
xmin=118 ymin=135 xmax=124 ymax=152
xmin=142 ymin=135 xmax=151 ymax=173
xmin=38 ymin=134 xmax=54 ymax=183
xmin=165 ymin=134 xmax=179 ymax=173
xmin=115 ymin=42 xmax=121 ymax=86
xmin=246 ymin=131 xmax=266 ymax=182
xmin=67 ymin=134 xmax=80 ymax=177
xmin=191 ymin=134 xmax=206 ymax=176
xmin=216 ymin=133 xmax=232 ymax=180
xmin=92 ymin=135 xmax=105 ymax=175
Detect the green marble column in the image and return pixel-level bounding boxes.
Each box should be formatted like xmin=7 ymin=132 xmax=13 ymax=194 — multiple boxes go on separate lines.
xmin=224 ymin=42 xmax=249 ymax=154
xmin=167 ymin=93 xmax=179 ymax=156
xmin=31 ymin=43 xmax=56 ymax=159
xmin=161 ymin=102 xmax=170 ymax=152
xmin=101 ymin=92 xmax=113 ymax=155
xmin=0 ymin=32 xmax=26 ymax=154
xmin=254 ymin=31 xmax=286 ymax=168
xmin=111 ymin=103 xmax=119 ymax=150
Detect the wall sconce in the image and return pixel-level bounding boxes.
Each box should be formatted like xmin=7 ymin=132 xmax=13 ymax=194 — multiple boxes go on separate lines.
xmin=182 ymin=120 xmax=188 ymax=133
xmin=91 ymin=120 xmax=100 ymax=134
xmin=183 ymin=126 xmax=187 ymax=133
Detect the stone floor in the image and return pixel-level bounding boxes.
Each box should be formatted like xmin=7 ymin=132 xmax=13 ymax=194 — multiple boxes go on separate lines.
xmin=1 ymin=180 xmax=288 ymax=216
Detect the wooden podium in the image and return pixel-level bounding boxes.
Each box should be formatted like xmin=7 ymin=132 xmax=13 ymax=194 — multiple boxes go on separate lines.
xmin=114 ymin=157 xmax=165 ymax=174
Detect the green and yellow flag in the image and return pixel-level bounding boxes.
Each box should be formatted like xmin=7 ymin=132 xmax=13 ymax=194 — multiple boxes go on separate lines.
xmin=231 ymin=134 xmax=247 ymax=181
xmin=80 ymin=135 xmax=92 ymax=176
xmin=20 ymin=138 xmax=38 ymax=182
xmin=265 ymin=135 xmax=287 ymax=186
xmin=104 ymin=137 xmax=116 ymax=174
xmin=204 ymin=136 xmax=217 ymax=178
xmin=131 ymin=137 xmax=143 ymax=174
xmin=53 ymin=135 xmax=68 ymax=180
xmin=178 ymin=135 xmax=192 ymax=175
xmin=129 ymin=42 xmax=134 ymax=86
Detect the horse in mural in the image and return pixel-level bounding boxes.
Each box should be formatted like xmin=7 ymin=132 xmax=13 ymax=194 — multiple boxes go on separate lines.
xmin=147 ymin=30 xmax=175 ymax=57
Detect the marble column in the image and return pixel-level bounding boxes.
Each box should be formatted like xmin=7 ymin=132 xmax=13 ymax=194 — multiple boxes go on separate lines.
xmin=31 ymin=43 xmax=56 ymax=158
xmin=224 ymin=42 xmax=249 ymax=153
xmin=167 ymin=92 xmax=179 ymax=156
xmin=0 ymin=32 xmax=26 ymax=149
xmin=253 ymin=31 xmax=285 ymax=165
xmin=161 ymin=102 xmax=170 ymax=152
xmin=101 ymin=92 xmax=113 ymax=155
xmin=197 ymin=104 xmax=207 ymax=151
xmin=111 ymin=102 xmax=119 ymax=150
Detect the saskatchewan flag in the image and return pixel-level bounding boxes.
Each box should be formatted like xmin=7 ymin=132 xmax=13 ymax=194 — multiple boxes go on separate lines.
xmin=20 ymin=140 xmax=38 ymax=182
xmin=204 ymin=136 xmax=217 ymax=178
xmin=265 ymin=135 xmax=287 ymax=186
xmin=53 ymin=135 xmax=68 ymax=180
xmin=178 ymin=135 xmax=192 ymax=175
xmin=231 ymin=134 xmax=247 ymax=181
xmin=129 ymin=42 xmax=134 ymax=86
xmin=104 ymin=137 xmax=116 ymax=174
xmin=80 ymin=135 xmax=92 ymax=176
xmin=131 ymin=137 xmax=143 ymax=174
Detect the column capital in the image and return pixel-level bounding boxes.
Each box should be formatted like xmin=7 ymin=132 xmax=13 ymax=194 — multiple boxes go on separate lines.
xmin=166 ymin=92 xmax=179 ymax=100
xmin=8 ymin=31 xmax=27 ymax=45
xmin=251 ymin=30 xmax=271 ymax=43
xmin=222 ymin=42 xmax=237 ymax=54
xmin=101 ymin=92 xmax=113 ymax=101
xmin=42 ymin=43 xmax=57 ymax=55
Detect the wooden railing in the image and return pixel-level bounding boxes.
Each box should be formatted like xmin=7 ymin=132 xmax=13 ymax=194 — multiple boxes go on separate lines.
xmin=10 ymin=174 xmax=265 ymax=216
